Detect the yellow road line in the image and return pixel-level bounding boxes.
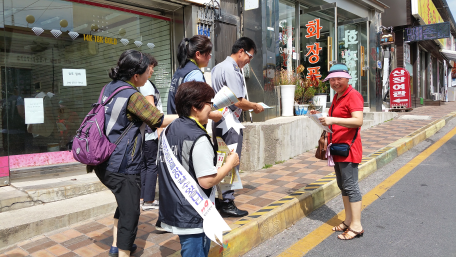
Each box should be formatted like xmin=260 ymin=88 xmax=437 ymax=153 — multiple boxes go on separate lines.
xmin=277 ymin=125 xmax=456 ymax=257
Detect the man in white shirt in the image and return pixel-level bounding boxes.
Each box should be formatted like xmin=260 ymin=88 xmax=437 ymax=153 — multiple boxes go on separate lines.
xmin=211 ymin=37 xmax=264 ymax=217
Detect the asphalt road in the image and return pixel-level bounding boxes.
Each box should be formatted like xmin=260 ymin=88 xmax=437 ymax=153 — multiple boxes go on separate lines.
xmin=244 ymin=117 xmax=456 ymax=257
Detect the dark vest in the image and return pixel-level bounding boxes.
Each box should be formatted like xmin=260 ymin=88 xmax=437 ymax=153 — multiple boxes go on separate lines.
xmin=100 ymin=80 xmax=144 ymax=174
xmin=167 ymin=61 xmax=205 ymax=114
xmin=157 ymin=117 xmax=215 ymax=228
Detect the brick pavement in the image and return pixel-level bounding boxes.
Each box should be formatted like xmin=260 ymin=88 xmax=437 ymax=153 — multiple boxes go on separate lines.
xmin=2 ymin=102 xmax=455 ymax=257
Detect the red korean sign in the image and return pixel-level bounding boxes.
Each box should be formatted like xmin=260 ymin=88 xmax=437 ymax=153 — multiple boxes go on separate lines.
xmin=389 ymin=68 xmax=411 ymax=108
xmin=305 ymin=18 xmax=323 ymax=79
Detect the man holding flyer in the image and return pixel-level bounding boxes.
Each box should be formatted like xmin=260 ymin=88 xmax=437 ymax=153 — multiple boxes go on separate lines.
xmin=211 ymin=37 xmax=265 ymax=217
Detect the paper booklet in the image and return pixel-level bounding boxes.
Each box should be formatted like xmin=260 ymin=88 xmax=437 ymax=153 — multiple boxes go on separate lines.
xmin=212 ymin=86 xmax=239 ymax=111
xmin=248 ymin=102 xmax=272 ymax=112
xmin=308 ymin=113 xmax=333 ymax=133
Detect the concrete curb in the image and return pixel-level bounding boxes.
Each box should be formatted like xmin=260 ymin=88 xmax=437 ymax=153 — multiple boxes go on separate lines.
xmin=196 ymin=112 xmax=456 ymax=257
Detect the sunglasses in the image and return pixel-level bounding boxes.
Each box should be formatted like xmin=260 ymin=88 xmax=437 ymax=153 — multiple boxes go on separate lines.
xmin=245 ymin=51 xmax=253 ymax=60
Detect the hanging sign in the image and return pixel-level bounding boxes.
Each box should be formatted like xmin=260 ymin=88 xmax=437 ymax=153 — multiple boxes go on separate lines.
xmin=305 ymin=18 xmax=323 ymax=79
xmin=389 ymin=68 xmax=411 ymax=109
xmin=404 ymin=22 xmax=450 ymax=42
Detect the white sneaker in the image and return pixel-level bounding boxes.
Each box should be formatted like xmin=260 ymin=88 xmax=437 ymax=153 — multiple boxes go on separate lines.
xmin=141 ymin=200 xmax=159 ymax=211
xmin=155 ymin=224 xmax=169 ymax=233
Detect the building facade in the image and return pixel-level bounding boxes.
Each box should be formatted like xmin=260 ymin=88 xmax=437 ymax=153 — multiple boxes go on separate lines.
xmin=0 ymin=0 xmax=388 ymax=184
xmin=381 ymin=0 xmax=456 ymax=107
xmin=242 ymin=0 xmax=387 ymax=121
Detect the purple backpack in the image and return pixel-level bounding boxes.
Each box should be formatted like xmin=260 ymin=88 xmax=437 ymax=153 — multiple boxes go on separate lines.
xmin=72 ymin=84 xmax=133 ymax=166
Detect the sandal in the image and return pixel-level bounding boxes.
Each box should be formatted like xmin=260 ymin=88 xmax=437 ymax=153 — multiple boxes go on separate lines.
xmin=337 ymin=227 xmax=364 ymax=240
xmin=332 ymin=221 xmax=349 ymax=232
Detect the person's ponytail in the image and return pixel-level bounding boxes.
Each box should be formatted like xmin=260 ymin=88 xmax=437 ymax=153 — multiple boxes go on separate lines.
xmin=177 ymin=38 xmax=189 ymax=68
xmin=176 ymin=36 xmax=212 ymax=69
xmin=109 ymin=50 xmax=150 ymax=81
xmin=109 ymin=66 xmax=120 ymax=80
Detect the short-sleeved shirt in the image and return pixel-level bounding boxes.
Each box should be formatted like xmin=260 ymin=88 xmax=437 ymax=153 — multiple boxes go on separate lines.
xmin=184 ymin=70 xmax=205 ymax=83
xmin=211 ymin=56 xmax=246 ymax=113
xmin=328 ymin=85 xmax=364 ymax=163
xmin=139 ymin=80 xmax=163 ymax=140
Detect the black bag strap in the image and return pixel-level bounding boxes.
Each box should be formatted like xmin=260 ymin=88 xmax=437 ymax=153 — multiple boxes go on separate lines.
xmin=113 ymin=122 xmax=135 ymax=145
xmin=329 ymin=88 xmax=359 ymax=145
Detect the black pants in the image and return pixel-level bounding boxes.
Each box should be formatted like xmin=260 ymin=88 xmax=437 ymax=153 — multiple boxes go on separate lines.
xmin=334 ymin=162 xmax=362 ymax=202
xmin=95 ymin=168 xmax=141 ymax=251
xmin=141 ymin=139 xmax=159 ymax=202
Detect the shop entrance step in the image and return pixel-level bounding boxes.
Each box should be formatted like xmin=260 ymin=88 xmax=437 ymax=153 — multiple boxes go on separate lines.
xmin=10 ymin=162 xmax=86 ymax=183
xmin=0 ymin=190 xmax=116 ymax=249
xmin=1 ymin=173 xmax=107 ymax=213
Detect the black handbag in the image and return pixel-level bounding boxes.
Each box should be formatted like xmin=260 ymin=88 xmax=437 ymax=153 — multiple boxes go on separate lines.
xmin=329 ymin=131 xmax=358 ymax=157
xmin=328 ymin=89 xmax=359 ymax=157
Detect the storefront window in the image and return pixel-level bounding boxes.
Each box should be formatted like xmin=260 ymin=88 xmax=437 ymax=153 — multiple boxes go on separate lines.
xmin=278 ymin=0 xmax=296 ymax=71
xmin=0 ymin=0 xmax=172 ymax=158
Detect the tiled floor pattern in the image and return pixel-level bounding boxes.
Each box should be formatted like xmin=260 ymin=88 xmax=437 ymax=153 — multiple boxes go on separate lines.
xmin=2 ymin=102 xmax=456 ymax=257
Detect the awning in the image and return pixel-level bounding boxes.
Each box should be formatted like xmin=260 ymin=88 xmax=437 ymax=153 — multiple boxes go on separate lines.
xmin=440 ymin=49 xmax=456 ymax=62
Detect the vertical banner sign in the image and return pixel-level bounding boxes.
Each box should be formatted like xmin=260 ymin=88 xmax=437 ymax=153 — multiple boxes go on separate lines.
xmin=389 ymin=68 xmax=411 ymax=108
xmin=342 ymin=30 xmax=359 ymax=88
xmin=305 ymin=19 xmax=322 ymax=79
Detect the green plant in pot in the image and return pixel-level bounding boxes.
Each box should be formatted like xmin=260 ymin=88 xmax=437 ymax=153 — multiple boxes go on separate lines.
xmin=312 ymin=79 xmax=329 ymax=112
xmin=295 ymin=74 xmax=318 ymax=104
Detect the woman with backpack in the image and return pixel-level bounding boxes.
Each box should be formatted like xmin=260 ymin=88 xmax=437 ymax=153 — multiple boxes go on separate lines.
xmin=94 ymin=50 xmax=176 ymax=257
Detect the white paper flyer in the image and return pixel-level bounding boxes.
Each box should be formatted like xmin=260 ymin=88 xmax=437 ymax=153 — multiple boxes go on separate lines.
xmin=308 ymin=113 xmax=333 ymax=133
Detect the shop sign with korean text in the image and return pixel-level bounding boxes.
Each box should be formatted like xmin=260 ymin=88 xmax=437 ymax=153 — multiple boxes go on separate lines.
xmin=305 ymin=18 xmax=323 ymax=79
xmin=411 ymin=0 xmax=451 ymax=48
xmin=389 ymin=68 xmax=411 ymax=108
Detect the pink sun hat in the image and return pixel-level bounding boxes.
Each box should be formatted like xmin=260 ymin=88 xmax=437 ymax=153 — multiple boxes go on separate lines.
xmin=323 ymin=63 xmax=352 ymax=82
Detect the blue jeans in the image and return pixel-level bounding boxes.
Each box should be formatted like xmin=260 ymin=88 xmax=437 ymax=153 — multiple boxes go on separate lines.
xmin=179 ymin=233 xmax=211 ymax=257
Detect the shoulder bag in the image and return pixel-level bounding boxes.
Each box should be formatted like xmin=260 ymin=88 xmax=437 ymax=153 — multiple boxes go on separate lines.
xmin=328 ymin=88 xmax=359 ymax=157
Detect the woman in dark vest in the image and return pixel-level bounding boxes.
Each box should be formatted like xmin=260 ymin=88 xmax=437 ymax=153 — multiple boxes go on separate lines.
xmin=158 ymin=81 xmax=239 ymax=257
xmin=94 ymin=50 xmax=176 ymax=257
xmin=167 ymin=35 xmax=221 ymax=122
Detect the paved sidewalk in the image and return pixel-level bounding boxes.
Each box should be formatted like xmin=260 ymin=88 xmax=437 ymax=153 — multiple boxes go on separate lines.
xmin=1 ymin=102 xmax=456 ymax=257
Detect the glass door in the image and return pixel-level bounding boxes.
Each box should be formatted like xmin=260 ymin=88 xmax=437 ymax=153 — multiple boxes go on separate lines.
xmin=338 ymin=18 xmax=369 ymax=105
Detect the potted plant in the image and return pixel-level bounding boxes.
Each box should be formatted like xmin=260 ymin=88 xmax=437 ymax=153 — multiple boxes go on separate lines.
xmin=313 ymin=79 xmax=329 ymax=113
xmin=294 ymin=73 xmax=318 ymax=115
xmin=276 ymin=66 xmax=302 ymax=116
